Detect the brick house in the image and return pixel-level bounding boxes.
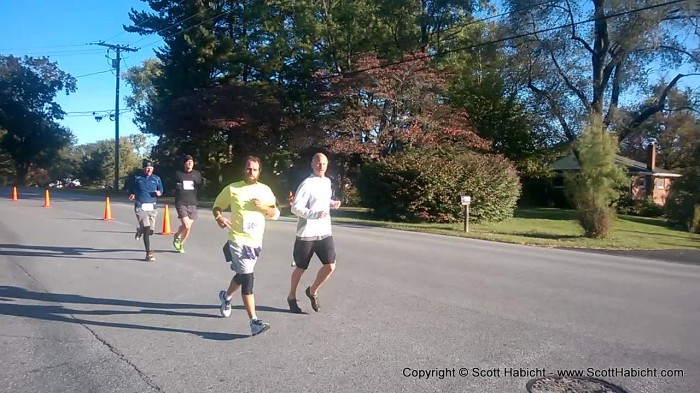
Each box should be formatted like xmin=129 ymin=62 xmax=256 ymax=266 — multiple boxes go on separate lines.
xmin=551 ymin=144 xmax=681 ymax=206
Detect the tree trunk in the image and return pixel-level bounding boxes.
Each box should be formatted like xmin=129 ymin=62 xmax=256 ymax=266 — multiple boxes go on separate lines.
xmin=591 ymin=0 xmax=608 ymax=117
xmin=15 ymin=163 xmax=28 ymax=186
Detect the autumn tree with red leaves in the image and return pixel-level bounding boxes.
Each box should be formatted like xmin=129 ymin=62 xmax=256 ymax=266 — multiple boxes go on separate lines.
xmin=320 ymin=53 xmax=491 ymax=161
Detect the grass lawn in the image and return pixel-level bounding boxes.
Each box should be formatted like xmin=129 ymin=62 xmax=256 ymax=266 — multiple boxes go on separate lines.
xmin=57 ymin=188 xmax=698 ymax=250
xmin=330 ymin=207 xmax=700 ymax=250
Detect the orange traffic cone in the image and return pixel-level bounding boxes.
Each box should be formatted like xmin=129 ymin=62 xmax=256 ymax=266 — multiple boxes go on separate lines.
xmin=11 ymin=186 xmax=18 ymax=201
xmin=161 ymin=204 xmax=173 ymax=234
xmin=43 ymin=189 xmax=51 ymax=208
xmin=103 ymin=197 xmax=113 ymax=220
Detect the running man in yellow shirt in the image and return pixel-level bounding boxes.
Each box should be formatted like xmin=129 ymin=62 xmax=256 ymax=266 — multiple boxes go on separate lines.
xmin=212 ymin=156 xmax=280 ymax=336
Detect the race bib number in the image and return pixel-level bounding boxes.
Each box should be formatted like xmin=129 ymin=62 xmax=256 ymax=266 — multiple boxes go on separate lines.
xmin=140 ymin=203 xmax=154 ymax=211
xmin=242 ymin=214 xmax=264 ymax=237
xmin=182 ymin=180 xmax=195 ymax=190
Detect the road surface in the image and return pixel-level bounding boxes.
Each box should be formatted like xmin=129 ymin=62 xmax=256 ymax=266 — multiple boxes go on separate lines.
xmin=1 ymin=187 xmax=698 ymax=393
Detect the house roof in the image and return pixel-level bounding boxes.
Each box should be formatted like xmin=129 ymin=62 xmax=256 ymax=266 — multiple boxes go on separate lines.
xmin=551 ymin=153 xmax=682 ymax=177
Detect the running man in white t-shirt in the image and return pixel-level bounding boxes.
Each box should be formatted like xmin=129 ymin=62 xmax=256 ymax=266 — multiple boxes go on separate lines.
xmin=287 ymin=153 xmax=341 ymax=313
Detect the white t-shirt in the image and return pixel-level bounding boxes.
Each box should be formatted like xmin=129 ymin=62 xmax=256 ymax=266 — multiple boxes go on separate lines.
xmin=291 ymin=175 xmax=334 ymax=239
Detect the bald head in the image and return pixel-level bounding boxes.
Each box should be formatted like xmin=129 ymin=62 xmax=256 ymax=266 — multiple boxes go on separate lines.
xmin=311 ymin=153 xmax=328 ymax=177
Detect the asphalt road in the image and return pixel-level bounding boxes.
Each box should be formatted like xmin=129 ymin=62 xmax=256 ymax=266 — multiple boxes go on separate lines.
xmin=1 ymin=187 xmax=698 ymax=393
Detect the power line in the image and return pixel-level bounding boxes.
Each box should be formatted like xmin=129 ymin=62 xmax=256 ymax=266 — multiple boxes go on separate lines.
xmin=135 ymin=8 xmax=236 ymax=50
xmin=64 ymin=109 xmax=130 ymax=114
xmin=133 ymin=0 xmax=534 ymax=52
xmin=101 ymin=0 xmax=190 ymax=42
xmin=74 ymin=69 xmax=113 ymax=78
xmin=129 ymin=5 xmax=214 ymax=47
xmin=0 ymin=43 xmax=90 ymax=52
xmin=2 ymin=49 xmax=105 ymax=57
xmin=438 ymin=0 xmax=561 ymax=37
xmin=129 ymin=0 xmax=556 ymax=54
xmin=318 ymin=0 xmax=690 ymax=81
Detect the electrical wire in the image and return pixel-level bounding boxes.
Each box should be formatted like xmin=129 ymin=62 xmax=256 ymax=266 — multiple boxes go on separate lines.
xmin=73 ymin=69 xmax=113 ymax=78
xmin=317 ymin=0 xmax=690 ymax=80
xmin=101 ymin=0 xmax=189 ymax=43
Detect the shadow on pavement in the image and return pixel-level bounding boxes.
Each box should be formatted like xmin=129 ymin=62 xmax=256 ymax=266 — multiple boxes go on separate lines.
xmin=332 ymin=221 xmax=387 ymax=229
xmin=0 ymin=243 xmax=145 ymax=261
xmin=86 ymin=230 xmax=136 ymax=234
xmin=231 ymin=304 xmax=306 ymax=314
xmin=0 ymin=243 xmax=182 ymax=261
xmin=55 ymin=217 xmax=105 ymax=221
xmin=562 ymin=248 xmax=700 ymax=265
xmin=0 ymin=286 xmax=248 ymax=340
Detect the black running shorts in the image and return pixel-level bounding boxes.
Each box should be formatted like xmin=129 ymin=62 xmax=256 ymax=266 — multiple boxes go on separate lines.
xmin=176 ymin=204 xmax=198 ymax=220
xmin=292 ymin=236 xmax=336 ymax=269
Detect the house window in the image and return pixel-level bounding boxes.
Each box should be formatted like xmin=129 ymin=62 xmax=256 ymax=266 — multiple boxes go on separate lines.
xmin=656 ymin=178 xmax=665 ymax=189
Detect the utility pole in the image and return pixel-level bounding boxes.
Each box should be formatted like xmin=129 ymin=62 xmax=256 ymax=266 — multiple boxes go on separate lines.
xmin=94 ymin=42 xmax=138 ymax=191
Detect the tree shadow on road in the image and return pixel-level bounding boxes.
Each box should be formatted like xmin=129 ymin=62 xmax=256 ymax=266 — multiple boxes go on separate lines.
xmin=56 ymin=217 xmax=104 ymax=221
xmin=0 ymin=243 xmax=134 ymax=257
xmin=87 ymin=230 xmax=137 ymax=234
xmin=0 ymin=243 xmax=178 ymax=262
xmin=0 ymin=286 xmax=247 ymax=340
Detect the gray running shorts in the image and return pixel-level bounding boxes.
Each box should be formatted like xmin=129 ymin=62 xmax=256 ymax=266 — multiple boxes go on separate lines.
xmin=135 ymin=209 xmax=157 ymax=228
xmin=222 ymin=240 xmax=261 ymax=274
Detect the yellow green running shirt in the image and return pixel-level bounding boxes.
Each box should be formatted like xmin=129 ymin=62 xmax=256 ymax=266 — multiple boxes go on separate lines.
xmin=213 ymin=180 xmax=279 ymax=247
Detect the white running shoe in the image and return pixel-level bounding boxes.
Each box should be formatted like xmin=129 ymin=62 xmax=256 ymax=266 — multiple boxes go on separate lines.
xmin=250 ymin=319 xmax=270 ymax=336
xmin=218 ymin=290 xmax=232 ymax=318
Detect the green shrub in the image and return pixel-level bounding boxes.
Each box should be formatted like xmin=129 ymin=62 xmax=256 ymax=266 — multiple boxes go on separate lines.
xmin=616 ymin=195 xmax=665 ymax=218
xmin=340 ymin=183 xmax=362 ymax=206
xmin=615 ymin=195 xmax=636 ymax=215
xmin=639 ymin=196 xmax=665 ymax=217
xmin=665 ymin=169 xmax=700 ymax=233
xmin=692 ymin=204 xmax=700 ymax=234
xmin=357 ymin=148 xmax=521 ymax=223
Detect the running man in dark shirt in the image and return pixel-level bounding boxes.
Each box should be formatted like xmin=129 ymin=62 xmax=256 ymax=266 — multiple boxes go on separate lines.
xmin=173 ymin=154 xmax=206 ymax=253
xmin=128 ymin=159 xmax=164 ymax=262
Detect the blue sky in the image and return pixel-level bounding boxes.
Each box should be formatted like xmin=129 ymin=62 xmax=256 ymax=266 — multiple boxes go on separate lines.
xmin=0 ymin=1 xmax=697 ymax=146
xmin=0 ymin=0 xmax=158 ymax=145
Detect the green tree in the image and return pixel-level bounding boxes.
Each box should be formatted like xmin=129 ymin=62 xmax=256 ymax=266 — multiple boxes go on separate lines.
xmin=47 ymin=135 xmax=82 ymax=184
xmin=0 ymin=55 xmax=76 ymax=185
xmin=0 ymin=127 xmax=15 ymax=185
xmin=121 ymin=0 xmax=491 ymax=195
xmin=77 ymin=135 xmax=151 ymax=188
xmin=665 ymin=140 xmax=700 ymax=233
xmin=123 ymin=58 xmax=162 ymax=133
xmin=564 ymin=114 xmax=627 ymax=238
xmin=443 ymin=23 xmax=554 ymax=176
